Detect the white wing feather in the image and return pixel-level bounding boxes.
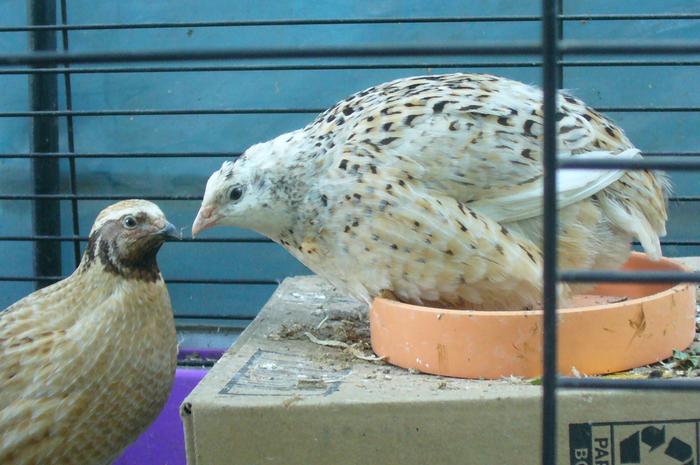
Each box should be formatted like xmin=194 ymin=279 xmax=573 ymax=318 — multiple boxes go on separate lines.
xmin=468 ymin=149 xmax=641 ymax=223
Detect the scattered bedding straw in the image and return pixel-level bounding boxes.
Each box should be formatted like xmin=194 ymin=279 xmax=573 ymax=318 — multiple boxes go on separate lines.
xmin=304 ymin=331 xmax=385 ymax=362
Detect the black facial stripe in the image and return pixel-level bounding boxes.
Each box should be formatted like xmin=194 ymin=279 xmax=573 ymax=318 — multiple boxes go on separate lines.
xmin=80 ymin=217 xmax=164 ymax=282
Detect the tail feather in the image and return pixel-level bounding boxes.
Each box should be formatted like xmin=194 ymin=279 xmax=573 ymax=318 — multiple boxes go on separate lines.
xmin=598 ymin=168 xmax=669 ymax=261
xmin=599 ymin=194 xmax=662 ymax=260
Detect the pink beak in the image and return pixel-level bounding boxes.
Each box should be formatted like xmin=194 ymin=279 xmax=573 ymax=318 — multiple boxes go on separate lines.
xmin=192 ymin=205 xmax=221 ymax=237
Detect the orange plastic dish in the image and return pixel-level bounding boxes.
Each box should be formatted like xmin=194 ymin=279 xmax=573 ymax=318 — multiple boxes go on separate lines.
xmin=369 ymin=253 xmax=697 ymax=379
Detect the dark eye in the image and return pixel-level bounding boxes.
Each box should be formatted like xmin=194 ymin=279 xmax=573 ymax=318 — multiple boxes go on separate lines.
xmin=123 ymin=216 xmax=137 ymax=229
xmin=229 ymin=186 xmax=243 ymax=202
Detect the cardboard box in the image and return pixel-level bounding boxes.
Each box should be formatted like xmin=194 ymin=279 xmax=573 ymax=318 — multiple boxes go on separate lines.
xmin=182 ymin=276 xmax=700 ymax=465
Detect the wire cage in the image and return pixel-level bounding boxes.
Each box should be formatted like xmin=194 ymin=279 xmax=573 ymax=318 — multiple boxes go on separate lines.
xmin=2 ymin=1 xmax=700 ymax=464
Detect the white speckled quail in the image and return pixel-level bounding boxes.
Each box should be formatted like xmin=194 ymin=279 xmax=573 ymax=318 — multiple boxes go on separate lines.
xmin=193 ymin=73 xmax=668 ymax=310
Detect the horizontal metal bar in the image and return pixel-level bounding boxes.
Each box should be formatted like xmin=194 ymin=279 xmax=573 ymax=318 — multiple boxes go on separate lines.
xmin=559 ymin=158 xmax=700 ymax=170
xmin=564 ymin=13 xmax=700 ymax=21
xmin=0 ymin=194 xmax=202 ymax=200
xmin=1 ymin=41 xmax=700 ymax=67
xmin=561 ymin=41 xmax=700 ymax=55
xmin=0 ymin=63 xmax=538 ymax=75
xmin=2 ymin=151 xmax=697 ymax=159
xmin=558 ymin=377 xmax=700 ymax=391
xmin=0 ymin=151 xmax=240 ymax=159
xmin=174 ymin=314 xmax=255 ymax=321
xmin=642 ymin=151 xmax=700 ymax=157
xmin=3 ymin=59 xmax=700 ymax=75
xmin=175 ymin=318 xmax=251 ymax=328
xmin=550 ymin=58 xmax=700 ymax=67
xmin=0 ymin=108 xmax=323 ymax=117
xmin=599 ymin=106 xmax=700 ymax=112
xmin=176 ymin=359 xmax=217 ymax=368
xmin=0 ymin=235 xmax=272 ymax=243
xmin=1 ymin=13 xmax=699 ymax=33
xmin=1 ymin=192 xmax=696 ymax=202
xmin=135 ymin=277 xmax=279 ymax=285
xmin=0 ymin=44 xmax=540 ymax=66
xmin=659 ymin=240 xmax=700 ymax=245
xmin=0 ymin=275 xmax=279 ymax=284
xmin=559 ymin=270 xmax=700 ymax=283
xmin=0 ymin=17 xmax=542 ymax=32
xmin=2 ymin=235 xmax=698 ymax=246
xmin=0 ymin=105 xmax=695 ymax=118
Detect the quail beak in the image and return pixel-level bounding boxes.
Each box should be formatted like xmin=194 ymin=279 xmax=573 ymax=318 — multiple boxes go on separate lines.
xmin=192 ymin=205 xmax=220 ymax=238
xmin=158 ymin=221 xmax=181 ymax=240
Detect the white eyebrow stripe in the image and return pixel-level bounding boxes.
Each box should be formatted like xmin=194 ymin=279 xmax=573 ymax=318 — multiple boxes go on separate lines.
xmin=90 ymin=200 xmax=165 ymax=234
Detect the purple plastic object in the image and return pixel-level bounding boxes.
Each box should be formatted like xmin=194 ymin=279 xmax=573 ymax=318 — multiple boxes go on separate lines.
xmin=112 ymin=350 xmax=223 ymax=465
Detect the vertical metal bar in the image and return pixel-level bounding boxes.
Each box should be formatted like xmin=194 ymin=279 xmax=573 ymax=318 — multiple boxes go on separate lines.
xmin=59 ymin=0 xmax=81 ymax=266
xmin=541 ymin=0 xmax=560 ymax=464
xmin=556 ymin=0 xmax=564 ymax=87
xmin=27 ymin=0 xmax=62 ymax=289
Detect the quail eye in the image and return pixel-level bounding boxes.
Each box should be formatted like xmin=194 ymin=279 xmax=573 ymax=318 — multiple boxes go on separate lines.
xmin=229 ymin=186 xmax=243 ymax=202
xmin=123 ymin=215 xmax=137 ymax=229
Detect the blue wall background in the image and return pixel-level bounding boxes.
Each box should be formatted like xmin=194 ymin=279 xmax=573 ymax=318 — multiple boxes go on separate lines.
xmin=1 ymin=1 xmax=699 ymax=325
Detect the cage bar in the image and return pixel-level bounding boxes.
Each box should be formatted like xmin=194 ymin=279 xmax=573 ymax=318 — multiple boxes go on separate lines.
xmin=1 ymin=41 xmax=700 ymax=68
xmin=0 ymin=276 xmax=279 ymax=285
xmin=1 ymin=13 xmax=700 ymax=33
xmin=1 ymin=150 xmax=697 ymax=160
xmin=0 ymin=105 xmax=697 ymax=118
xmin=558 ymin=377 xmax=700 ymax=390
xmin=560 ymin=270 xmax=700 ymax=283
xmin=58 ymin=0 xmax=81 ymax=266
xmin=3 ymin=58 xmax=700 ymax=75
xmin=541 ymin=0 xmax=559 ymax=463
xmin=27 ymin=0 xmax=62 ymax=289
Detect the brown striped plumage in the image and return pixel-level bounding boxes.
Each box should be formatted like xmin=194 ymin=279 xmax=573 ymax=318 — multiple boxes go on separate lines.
xmin=0 ymin=200 xmax=179 ymax=465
